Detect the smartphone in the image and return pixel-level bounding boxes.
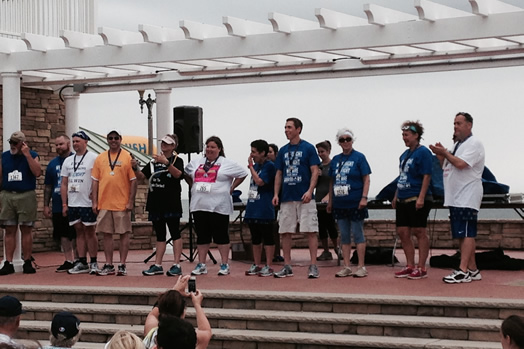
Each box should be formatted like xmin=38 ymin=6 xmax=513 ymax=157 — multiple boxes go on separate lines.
xmin=188 ymin=276 xmax=196 ymax=293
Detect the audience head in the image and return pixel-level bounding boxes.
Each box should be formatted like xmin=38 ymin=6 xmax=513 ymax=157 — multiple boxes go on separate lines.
xmin=157 ymin=290 xmax=187 ymax=319
xmin=501 ymin=315 xmax=524 ymax=349
xmin=105 ymin=330 xmax=144 ymax=349
xmin=155 ymin=316 xmax=196 ymax=349
xmin=50 ymin=311 xmax=81 ymax=348
xmin=0 ymin=296 xmax=24 ymax=337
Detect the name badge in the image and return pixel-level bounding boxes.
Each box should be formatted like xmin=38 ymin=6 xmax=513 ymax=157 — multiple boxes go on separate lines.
xmin=248 ymin=189 xmax=258 ymax=199
xmin=195 ymin=182 xmax=211 ymax=193
xmin=334 ymin=185 xmax=349 ymax=197
xmin=8 ymin=170 xmax=22 ymax=182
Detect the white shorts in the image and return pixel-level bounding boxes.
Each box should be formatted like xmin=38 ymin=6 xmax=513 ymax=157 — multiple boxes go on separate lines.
xmin=278 ymin=201 xmax=318 ymax=234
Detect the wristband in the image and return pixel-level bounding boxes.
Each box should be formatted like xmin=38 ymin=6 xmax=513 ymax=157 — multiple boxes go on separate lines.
xmin=362 ymin=196 xmax=368 ymax=199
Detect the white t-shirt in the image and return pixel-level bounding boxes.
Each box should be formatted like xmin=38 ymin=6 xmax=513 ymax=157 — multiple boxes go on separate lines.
xmin=185 ymin=156 xmax=248 ymax=215
xmin=443 ymin=135 xmax=485 ymax=210
xmin=60 ymin=151 xmax=98 ymax=207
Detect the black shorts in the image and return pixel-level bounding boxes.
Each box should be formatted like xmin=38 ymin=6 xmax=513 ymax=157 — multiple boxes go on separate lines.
xmin=248 ymin=222 xmax=275 ymax=246
xmin=52 ymin=213 xmax=76 ymax=240
xmin=192 ymin=211 xmax=230 ymax=245
xmin=395 ymin=200 xmax=432 ymax=228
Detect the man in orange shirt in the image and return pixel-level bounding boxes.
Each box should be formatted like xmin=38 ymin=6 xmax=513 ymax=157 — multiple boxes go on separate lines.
xmin=91 ymin=130 xmax=137 ymax=276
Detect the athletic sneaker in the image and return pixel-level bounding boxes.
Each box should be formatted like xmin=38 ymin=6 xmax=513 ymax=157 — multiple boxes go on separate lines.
xmin=407 ymin=268 xmax=427 ymax=280
xmin=308 ymin=264 xmax=319 ymax=279
xmin=335 ymin=267 xmax=353 ymax=277
xmin=56 ymin=261 xmax=75 ymax=273
xmin=317 ymin=251 xmax=333 ymax=261
xmin=117 ymin=264 xmax=127 ymax=276
xmin=68 ymin=262 xmax=90 ymax=274
xmin=274 ymin=264 xmax=293 ymax=278
xmin=258 ymin=265 xmax=274 ymax=277
xmin=245 ymin=264 xmax=261 ymax=276
xmin=166 ymin=264 xmax=182 ymax=277
xmin=191 ymin=263 xmax=208 ymax=275
xmin=97 ymin=264 xmax=115 ymax=276
xmin=142 ymin=264 xmax=163 ymax=276
xmin=394 ymin=266 xmax=414 ymax=278
xmin=218 ymin=263 xmax=230 ymax=276
xmin=443 ymin=269 xmax=471 ymax=284
xmin=89 ymin=262 xmax=99 ymax=275
xmin=468 ymin=269 xmax=482 ymax=281
xmin=0 ymin=261 xmax=15 ymax=276
xmin=353 ymin=266 xmax=368 ymax=278
xmin=23 ymin=259 xmax=36 ymax=274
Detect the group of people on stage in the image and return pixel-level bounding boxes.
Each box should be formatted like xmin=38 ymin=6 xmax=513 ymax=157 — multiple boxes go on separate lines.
xmin=0 ymin=111 xmax=485 ymax=283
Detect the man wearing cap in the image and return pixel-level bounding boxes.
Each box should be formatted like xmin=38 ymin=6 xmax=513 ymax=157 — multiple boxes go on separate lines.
xmin=44 ymin=135 xmax=77 ymax=273
xmin=91 ymin=130 xmax=137 ymax=276
xmin=61 ymin=131 xmax=100 ymax=275
xmin=0 ymin=295 xmax=24 ymax=345
xmin=46 ymin=311 xmax=81 ymax=348
xmin=135 ymin=134 xmax=185 ymax=277
xmin=0 ymin=131 xmax=41 ymax=275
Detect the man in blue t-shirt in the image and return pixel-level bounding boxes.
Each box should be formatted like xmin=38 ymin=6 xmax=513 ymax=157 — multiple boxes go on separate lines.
xmin=272 ymin=117 xmax=320 ymax=279
xmin=0 ymin=131 xmax=41 ymax=275
xmin=44 ymin=135 xmax=76 ymax=273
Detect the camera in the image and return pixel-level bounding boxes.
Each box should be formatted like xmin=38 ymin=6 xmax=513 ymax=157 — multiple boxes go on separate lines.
xmin=188 ymin=276 xmax=196 ymax=293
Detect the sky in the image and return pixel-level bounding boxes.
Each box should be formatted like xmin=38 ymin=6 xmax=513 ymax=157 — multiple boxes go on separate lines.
xmin=79 ymin=0 xmax=524 ymax=198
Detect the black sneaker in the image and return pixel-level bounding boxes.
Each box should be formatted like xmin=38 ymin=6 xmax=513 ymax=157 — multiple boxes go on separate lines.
xmin=56 ymin=261 xmax=74 ymax=273
xmin=0 ymin=261 xmax=15 ymax=276
xmin=23 ymin=260 xmax=36 ymax=274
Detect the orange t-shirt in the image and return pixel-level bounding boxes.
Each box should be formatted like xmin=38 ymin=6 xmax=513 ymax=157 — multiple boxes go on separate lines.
xmin=91 ymin=149 xmax=136 ymax=211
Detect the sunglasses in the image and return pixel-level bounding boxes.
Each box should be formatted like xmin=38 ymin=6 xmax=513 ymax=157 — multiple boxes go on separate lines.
xmin=107 ymin=136 xmax=120 ymax=141
xmin=8 ymin=140 xmax=19 ymax=145
xmin=401 ymin=125 xmax=418 ymax=133
xmin=338 ymin=137 xmax=352 ymax=143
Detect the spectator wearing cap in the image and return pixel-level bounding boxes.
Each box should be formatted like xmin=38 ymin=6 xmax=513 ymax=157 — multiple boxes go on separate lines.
xmin=44 ymin=135 xmax=77 ymax=273
xmin=44 ymin=311 xmax=81 ymax=349
xmin=0 ymin=131 xmax=41 ymax=275
xmin=91 ymin=130 xmax=137 ymax=276
xmin=61 ymin=131 xmax=100 ymax=275
xmin=134 ymin=134 xmax=185 ymax=277
xmin=0 ymin=295 xmax=24 ymax=345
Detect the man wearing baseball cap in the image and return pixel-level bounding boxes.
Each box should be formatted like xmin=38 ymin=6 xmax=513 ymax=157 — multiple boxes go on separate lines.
xmin=46 ymin=311 xmax=81 ymax=348
xmin=0 ymin=295 xmax=24 ymax=345
xmin=91 ymin=129 xmax=137 ymax=276
xmin=0 ymin=131 xmax=41 ymax=275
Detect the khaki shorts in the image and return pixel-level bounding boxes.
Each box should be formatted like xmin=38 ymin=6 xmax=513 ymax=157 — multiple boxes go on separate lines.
xmin=0 ymin=190 xmax=37 ymax=225
xmin=95 ymin=210 xmax=132 ymax=234
xmin=278 ymin=201 xmax=318 ymax=234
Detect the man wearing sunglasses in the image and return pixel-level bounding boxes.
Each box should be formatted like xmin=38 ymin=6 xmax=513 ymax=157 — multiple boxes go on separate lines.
xmin=0 ymin=131 xmax=41 ymax=275
xmin=91 ymin=130 xmax=137 ymax=276
xmin=430 ymin=112 xmax=485 ymax=284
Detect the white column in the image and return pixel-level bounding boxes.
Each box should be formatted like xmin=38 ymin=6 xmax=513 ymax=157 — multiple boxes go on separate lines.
xmin=1 ymin=72 xmax=24 ymax=272
xmin=63 ymin=92 xmax=80 ymax=137
xmin=154 ymin=89 xmax=173 ymax=147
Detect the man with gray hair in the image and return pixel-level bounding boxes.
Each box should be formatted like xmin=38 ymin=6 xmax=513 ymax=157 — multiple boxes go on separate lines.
xmin=0 ymin=131 xmax=41 ymax=275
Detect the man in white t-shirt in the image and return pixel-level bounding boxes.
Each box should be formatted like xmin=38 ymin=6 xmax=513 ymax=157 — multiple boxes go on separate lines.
xmin=430 ymin=112 xmax=485 ymax=284
xmin=60 ymin=131 xmax=99 ymax=275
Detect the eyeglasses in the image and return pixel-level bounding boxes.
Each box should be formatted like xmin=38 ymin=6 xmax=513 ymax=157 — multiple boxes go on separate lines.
xmin=8 ymin=140 xmax=19 ymax=145
xmin=401 ymin=125 xmax=418 ymax=133
xmin=338 ymin=137 xmax=352 ymax=143
xmin=107 ymin=136 xmax=120 ymax=141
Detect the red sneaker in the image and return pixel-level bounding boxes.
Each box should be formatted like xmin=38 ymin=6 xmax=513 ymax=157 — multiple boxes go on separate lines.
xmin=394 ymin=266 xmax=413 ymax=278
xmin=407 ymin=268 xmax=427 ymax=280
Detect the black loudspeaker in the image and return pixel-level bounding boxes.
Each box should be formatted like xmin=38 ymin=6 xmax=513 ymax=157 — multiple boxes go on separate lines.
xmin=173 ymin=106 xmax=203 ymax=154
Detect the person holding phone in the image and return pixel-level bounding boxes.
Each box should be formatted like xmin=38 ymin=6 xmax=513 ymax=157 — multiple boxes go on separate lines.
xmin=0 ymin=131 xmax=41 ymax=275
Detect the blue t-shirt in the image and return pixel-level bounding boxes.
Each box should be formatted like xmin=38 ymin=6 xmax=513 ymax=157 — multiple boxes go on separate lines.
xmin=328 ymin=150 xmax=371 ymax=209
xmin=275 ymin=140 xmax=320 ymax=202
xmin=1 ymin=150 xmax=39 ymax=192
xmin=396 ymin=145 xmax=433 ymax=200
xmin=244 ymin=160 xmax=276 ymax=222
xmin=44 ymin=155 xmax=71 ymax=213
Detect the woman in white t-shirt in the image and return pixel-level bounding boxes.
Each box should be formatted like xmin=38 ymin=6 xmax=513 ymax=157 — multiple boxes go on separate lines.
xmin=184 ymin=136 xmax=248 ymax=276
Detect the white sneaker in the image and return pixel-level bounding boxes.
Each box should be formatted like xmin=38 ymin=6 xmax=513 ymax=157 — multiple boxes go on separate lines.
xmin=191 ymin=263 xmax=208 ymax=275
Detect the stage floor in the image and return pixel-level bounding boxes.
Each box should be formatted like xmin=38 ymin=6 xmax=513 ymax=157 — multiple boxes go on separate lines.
xmin=2 ymin=248 xmax=523 ymax=299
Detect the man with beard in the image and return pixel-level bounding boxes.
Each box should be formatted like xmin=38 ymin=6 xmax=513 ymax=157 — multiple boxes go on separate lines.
xmin=0 ymin=131 xmax=41 ymax=275
xmin=44 ymin=135 xmax=76 ymax=272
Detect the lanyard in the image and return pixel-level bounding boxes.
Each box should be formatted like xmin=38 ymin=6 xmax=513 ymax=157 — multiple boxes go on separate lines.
xmin=73 ymin=151 xmax=87 ymax=173
xmin=108 ymin=149 xmax=122 ymax=173
xmin=336 ymin=153 xmax=351 ymax=176
xmin=287 ymin=140 xmax=301 ymax=167
xmin=400 ymin=146 xmax=418 ymax=172
xmin=452 ymin=134 xmax=472 ymax=155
